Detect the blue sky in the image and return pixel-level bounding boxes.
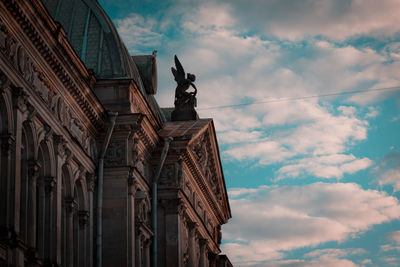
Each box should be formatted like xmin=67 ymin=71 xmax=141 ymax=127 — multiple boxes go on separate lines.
xmin=99 ymin=0 xmax=400 ymax=266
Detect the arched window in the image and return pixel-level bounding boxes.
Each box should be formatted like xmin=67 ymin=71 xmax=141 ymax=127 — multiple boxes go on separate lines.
xmin=36 ymin=141 xmax=55 ymax=262
xmin=19 ymin=122 xmax=37 ymax=252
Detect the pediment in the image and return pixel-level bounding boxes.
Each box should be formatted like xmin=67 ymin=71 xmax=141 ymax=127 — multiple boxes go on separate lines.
xmin=189 ymin=127 xmax=223 ymax=201
xmin=187 ymin=122 xmax=230 ymax=219
xmin=159 ymin=119 xmax=231 ymax=221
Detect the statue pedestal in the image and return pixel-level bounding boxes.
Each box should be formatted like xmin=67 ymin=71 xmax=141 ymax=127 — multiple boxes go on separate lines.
xmin=171 ymin=106 xmax=198 ymax=121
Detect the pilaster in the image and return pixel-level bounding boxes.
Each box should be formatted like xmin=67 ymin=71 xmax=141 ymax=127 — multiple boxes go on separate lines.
xmin=159 ymin=198 xmax=184 ymax=267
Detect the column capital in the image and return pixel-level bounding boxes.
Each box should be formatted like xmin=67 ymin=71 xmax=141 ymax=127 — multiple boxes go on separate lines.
xmin=86 ymin=173 xmax=95 ymax=192
xmin=128 ymin=169 xmax=139 ymax=195
xmin=53 ymin=134 xmax=68 ymax=158
xmin=11 ymin=86 xmax=29 ymax=111
xmin=64 ymin=148 xmax=72 ymax=165
xmin=44 ymin=176 xmax=56 ymax=194
xmin=26 ymin=103 xmax=37 ymax=122
xmin=28 ymin=159 xmax=41 ymax=179
xmin=64 ymin=197 xmax=76 ymax=214
xmin=78 ymin=210 xmax=89 ymax=227
xmin=1 ymin=134 xmax=15 ymax=156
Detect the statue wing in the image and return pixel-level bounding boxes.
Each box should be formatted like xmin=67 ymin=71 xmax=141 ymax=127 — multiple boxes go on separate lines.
xmin=171 ymin=55 xmax=185 ymax=84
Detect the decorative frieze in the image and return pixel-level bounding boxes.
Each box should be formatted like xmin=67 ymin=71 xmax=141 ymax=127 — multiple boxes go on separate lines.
xmin=2 ymin=0 xmax=104 ymax=129
xmin=0 ymin=15 xmax=95 ymax=155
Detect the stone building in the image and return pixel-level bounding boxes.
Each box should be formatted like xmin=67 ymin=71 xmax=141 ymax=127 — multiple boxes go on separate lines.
xmin=0 ymin=0 xmax=232 ymax=266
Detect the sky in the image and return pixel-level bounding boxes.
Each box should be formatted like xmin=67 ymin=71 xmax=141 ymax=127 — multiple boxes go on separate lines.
xmin=98 ymin=0 xmax=400 ymax=266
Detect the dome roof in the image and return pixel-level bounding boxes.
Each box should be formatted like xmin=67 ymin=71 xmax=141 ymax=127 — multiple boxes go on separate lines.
xmin=43 ymin=0 xmax=144 ymax=87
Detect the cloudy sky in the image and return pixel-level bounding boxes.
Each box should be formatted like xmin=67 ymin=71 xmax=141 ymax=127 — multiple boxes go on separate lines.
xmin=98 ymin=0 xmax=400 ymax=266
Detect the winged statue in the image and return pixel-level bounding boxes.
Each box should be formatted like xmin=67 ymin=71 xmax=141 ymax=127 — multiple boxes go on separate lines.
xmin=171 ymin=55 xmax=197 ymax=110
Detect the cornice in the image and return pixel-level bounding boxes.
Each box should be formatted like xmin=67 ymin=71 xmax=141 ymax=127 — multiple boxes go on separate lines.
xmin=181 ymin=148 xmax=228 ymax=225
xmin=2 ymin=0 xmax=105 ymax=129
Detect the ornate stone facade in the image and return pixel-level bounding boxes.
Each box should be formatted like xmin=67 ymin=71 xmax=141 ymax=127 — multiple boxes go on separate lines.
xmin=0 ymin=0 xmax=232 ymax=267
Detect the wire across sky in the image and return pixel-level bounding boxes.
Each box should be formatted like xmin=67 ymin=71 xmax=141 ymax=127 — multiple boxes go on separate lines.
xmin=197 ymin=86 xmax=400 ymax=110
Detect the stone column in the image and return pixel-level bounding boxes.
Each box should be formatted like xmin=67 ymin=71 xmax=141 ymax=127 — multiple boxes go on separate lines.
xmin=102 ymin=166 xmax=132 ymax=267
xmin=208 ymin=252 xmax=217 ymax=267
xmin=79 ymin=210 xmax=89 ymax=267
xmin=65 ymin=197 xmax=75 ymax=267
xmin=198 ymin=238 xmax=208 ymax=267
xmin=0 ymin=134 xmax=14 ymax=227
xmin=187 ymin=221 xmax=198 ymax=267
xmin=86 ymin=173 xmax=95 ymax=267
xmin=37 ymin=175 xmax=46 ymax=258
xmin=135 ymin=233 xmax=142 ymax=267
xmin=144 ymin=239 xmax=151 ymax=267
xmin=160 ymin=199 xmax=184 ymax=267
xmin=27 ymin=160 xmax=39 ymax=248
xmin=24 ymin=160 xmax=40 ymax=266
xmin=7 ymin=87 xmax=27 ymax=266
xmin=44 ymin=176 xmax=56 ymax=262
xmin=127 ymin=174 xmax=138 ymax=267
xmin=53 ymin=134 xmax=67 ymax=265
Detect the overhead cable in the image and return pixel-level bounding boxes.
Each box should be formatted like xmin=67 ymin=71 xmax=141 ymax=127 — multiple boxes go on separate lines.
xmin=197 ymin=86 xmax=400 ymax=110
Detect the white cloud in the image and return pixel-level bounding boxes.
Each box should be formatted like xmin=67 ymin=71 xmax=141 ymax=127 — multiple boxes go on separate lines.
xmin=380 ymin=244 xmax=400 ymax=252
xmin=365 ymin=106 xmax=379 ymax=118
xmin=379 ymin=169 xmax=400 ymax=191
xmin=277 ymin=154 xmax=373 ymax=179
xmin=222 ymin=183 xmax=400 ymax=265
xmin=116 ymin=13 xmax=163 ymax=54
xmin=303 ymin=248 xmax=366 ymax=259
xmin=380 ymin=257 xmax=400 ymax=266
xmin=257 ymin=258 xmax=358 ymax=267
xmin=386 ymin=231 xmax=400 ymax=244
xmin=225 ymin=0 xmax=400 ymax=41
xmin=221 ymin=103 xmax=372 ymax=178
xmin=228 ymin=185 xmax=271 ymax=198
xmin=223 ymin=139 xmax=293 ymax=165
xmin=361 ymin=259 xmax=372 ymax=265
xmin=217 ymin=130 xmax=264 ymax=145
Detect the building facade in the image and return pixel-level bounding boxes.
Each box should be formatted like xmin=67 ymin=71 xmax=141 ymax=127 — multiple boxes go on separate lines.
xmin=0 ymin=0 xmax=232 ymax=266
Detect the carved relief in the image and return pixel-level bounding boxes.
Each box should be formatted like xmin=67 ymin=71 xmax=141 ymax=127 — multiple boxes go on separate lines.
xmin=191 ymin=132 xmax=208 ymax=170
xmin=190 ymin=131 xmax=223 ymax=203
xmin=104 ymin=139 xmax=126 ymax=167
xmin=0 ymin=20 xmax=92 ymax=152
xmin=130 ymin=137 xmax=139 ymax=167
xmin=0 ymin=18 xmax=8 ymax=50
xmin=159 ymin=163 xmax=176 ymax=187
xmin=0 ymin=70 xmax=10 ymax=92
xmin=11 ymin=86 xmax=29 ymax=112
xmin=135 ymin=191 xmax=151 ymax=227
